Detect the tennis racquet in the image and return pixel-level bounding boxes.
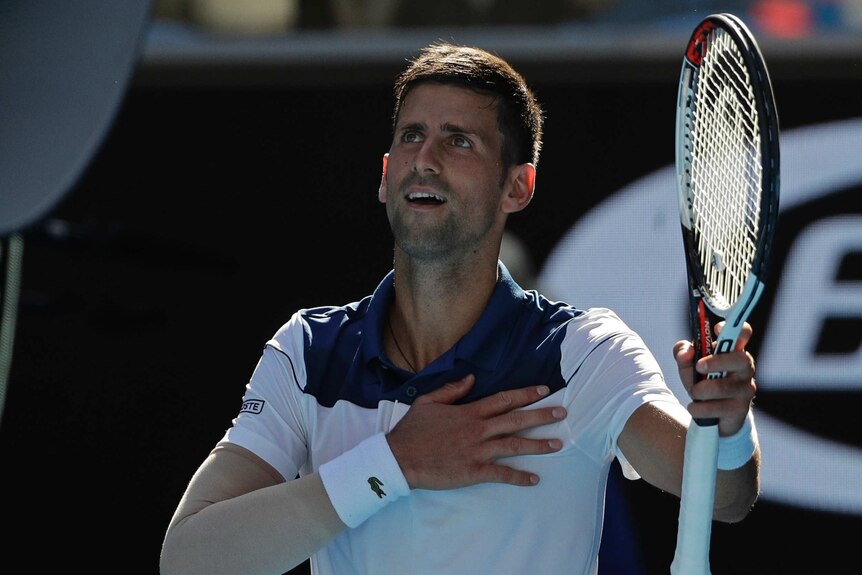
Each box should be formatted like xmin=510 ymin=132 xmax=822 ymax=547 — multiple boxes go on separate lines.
xmin=670 ymin=13 xmax=780 ymax=575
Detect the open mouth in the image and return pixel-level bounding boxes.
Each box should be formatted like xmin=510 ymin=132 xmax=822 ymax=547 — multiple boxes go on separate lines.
xmin=407 ymin=191 xmax=446 ymax=205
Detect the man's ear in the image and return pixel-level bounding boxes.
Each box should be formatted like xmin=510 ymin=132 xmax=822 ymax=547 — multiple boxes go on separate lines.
xmin=502 ymin=163 xmax=536 ymax=214
xmin=378 ymin=153 xmax=389 ymax=203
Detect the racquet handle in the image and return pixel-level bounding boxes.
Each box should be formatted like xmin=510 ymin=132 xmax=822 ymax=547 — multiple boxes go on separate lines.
xmin=670 ymin=421 xmax=719 ymax=575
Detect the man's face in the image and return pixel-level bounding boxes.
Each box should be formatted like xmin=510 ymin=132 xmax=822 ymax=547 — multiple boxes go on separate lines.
xmin=381 ymin=83 xmax=511 ymax=262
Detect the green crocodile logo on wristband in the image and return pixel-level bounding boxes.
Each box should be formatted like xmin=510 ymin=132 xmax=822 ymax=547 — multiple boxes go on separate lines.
xmin=368 ymin=476 xmax=386 ymax=498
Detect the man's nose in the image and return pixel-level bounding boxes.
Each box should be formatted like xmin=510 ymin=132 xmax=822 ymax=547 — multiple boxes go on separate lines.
xmin=413 ymin=139 xmax=442 ymax=174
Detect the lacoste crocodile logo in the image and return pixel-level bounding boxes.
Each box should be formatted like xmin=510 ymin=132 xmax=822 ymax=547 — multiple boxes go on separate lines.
xmin=368 ymin=476 xmax=386 ymax=498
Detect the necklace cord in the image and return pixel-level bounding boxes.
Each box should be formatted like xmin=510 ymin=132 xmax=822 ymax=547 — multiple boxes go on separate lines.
xmin=387 ymin=316 xmax=417 ymax=373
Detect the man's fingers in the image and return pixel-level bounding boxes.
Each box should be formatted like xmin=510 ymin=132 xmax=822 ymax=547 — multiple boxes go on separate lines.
xmin=713 ymin=320 xmax=753 ymax=351
xmin=695 ymin=350 xmax=755 ymax=380
xmin=394 ymin=378 xmax=567 ymax=490
xmin=414 ymin=374 xmax=476 ymax=405
xmin=472 ymin=437 xmax=565 ymax=486
xmin=486 ymin=404 xmax=567 ymax=438
xmin=491 ymin=435 xmax=564 ymax=458
xmin=477 ymin=464 xmax=541 ymax=487
xmin=688 ymin=371 xmax=757 ymax=402
xmin=674 ymin=340 xmax=695 ymax=368
xmin=415 ymin=378 xmax=554 ymax=416
xmin=472 ymin=384 xmax=553 ymax=417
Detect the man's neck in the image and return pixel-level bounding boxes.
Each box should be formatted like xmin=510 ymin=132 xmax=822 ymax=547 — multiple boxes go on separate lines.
xmin=388 ymin=253 xmax=499 ymax=371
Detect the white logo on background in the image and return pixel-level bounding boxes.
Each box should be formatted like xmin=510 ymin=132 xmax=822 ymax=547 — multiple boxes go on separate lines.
xmin=539 ymin=118 xmax=862 ymax=515
xmin=759 ymin=215 xmax=862 ymax=388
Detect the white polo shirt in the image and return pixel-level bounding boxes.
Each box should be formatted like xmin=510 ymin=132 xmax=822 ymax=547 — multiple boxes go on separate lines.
xmin=220 ymin=263 xmax=680 ymax=575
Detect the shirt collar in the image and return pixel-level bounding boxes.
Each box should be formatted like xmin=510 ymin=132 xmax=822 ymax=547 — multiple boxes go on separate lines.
xmin=362 ymin=261 xmax=527 ymax=373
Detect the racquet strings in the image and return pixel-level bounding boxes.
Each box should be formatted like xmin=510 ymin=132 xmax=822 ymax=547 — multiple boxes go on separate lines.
xmin=688 ymin=27 xmax=762 ymax=314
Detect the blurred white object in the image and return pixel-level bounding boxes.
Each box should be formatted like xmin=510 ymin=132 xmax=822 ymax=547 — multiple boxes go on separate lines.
xmin=330 ymin=0 xmax=398 ymax=28
xmin=845 ymin=0 xmax=862 ymax=29
xmin=189 ymin=0 xmax=299 ymax=34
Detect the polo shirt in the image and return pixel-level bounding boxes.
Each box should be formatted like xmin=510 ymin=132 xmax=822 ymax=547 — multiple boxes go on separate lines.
xmin=220 ymin=262 xmax=680 ymax=574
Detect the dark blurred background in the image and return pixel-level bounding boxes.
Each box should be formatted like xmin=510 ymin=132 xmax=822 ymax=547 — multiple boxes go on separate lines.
xmin=1 ymin=1 xmax=860 ymax=573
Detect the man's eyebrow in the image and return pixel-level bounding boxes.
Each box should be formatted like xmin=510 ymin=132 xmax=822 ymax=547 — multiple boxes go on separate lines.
xmin=396 ymin=121 xmax=482 ymax=138
xmin=398 ymin=121 xmax=425 ymax=132
xmin=441 ymin=122 xmax=476 ymax=135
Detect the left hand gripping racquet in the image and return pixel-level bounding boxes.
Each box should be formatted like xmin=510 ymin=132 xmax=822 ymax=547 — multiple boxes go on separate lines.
xmin=671 ymin=13 xmax=780 ymax=575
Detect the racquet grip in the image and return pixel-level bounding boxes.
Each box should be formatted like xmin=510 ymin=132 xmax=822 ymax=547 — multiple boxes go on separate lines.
xmin=670 ymin=420 xmax=719 ymax=575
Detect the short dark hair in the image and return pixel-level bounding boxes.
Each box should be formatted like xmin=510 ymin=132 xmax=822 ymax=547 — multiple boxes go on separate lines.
xmin=392 ymin=42 xmax=544 ymax=168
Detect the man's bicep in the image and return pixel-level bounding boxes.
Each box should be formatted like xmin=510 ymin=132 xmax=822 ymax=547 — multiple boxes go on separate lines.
xmin=617 ymin=402 xmax=690 ymax=495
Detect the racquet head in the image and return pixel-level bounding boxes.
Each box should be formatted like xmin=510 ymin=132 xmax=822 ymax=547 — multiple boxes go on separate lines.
xmin=676 ymin=13 xmax=780 ymax=348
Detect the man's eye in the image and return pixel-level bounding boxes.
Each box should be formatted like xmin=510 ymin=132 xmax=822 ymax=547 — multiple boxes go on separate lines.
xmin=451 ymin=135 xmax=471 ymax=148
xmin=402 ymin=131 xmax=422 ymax=143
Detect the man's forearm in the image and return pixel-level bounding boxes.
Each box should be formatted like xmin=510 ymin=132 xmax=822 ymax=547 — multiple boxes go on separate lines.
xmin=160 ymin=472 xmax=346 ymax=575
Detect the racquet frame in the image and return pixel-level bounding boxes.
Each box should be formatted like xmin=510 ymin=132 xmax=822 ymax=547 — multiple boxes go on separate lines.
xmin=671 ymin=12 xmax=779 ymax=575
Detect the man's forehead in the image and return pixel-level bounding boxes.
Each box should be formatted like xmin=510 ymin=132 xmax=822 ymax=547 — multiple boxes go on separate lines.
xmin=398 ymin=84 xmax=499 ymax=126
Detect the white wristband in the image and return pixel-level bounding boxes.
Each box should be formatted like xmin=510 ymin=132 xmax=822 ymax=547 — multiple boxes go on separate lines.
xmin=717 ymin=411 xmax=758 ymax=470
xmin=318 ymin=432 xmax=410 ymax=528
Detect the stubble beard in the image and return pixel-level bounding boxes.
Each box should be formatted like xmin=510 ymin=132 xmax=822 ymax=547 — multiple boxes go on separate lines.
xmin=389 ymin=204 xmax=459 ymax=261
xmin=388 ymin=173 xmax=500 ymax=263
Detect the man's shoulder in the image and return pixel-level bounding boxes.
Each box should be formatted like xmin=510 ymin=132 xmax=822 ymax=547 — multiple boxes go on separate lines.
xmin=300 ymin=295 xmax=372 ymax=323
xmin=265 ymin=294 xmax=375 ymax=348
xmin=534 ymin=302 xmax=642 ymax=355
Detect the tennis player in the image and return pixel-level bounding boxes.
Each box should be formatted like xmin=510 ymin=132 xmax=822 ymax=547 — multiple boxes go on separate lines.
xmin=160 ymin=42 xmax=760 ymax=575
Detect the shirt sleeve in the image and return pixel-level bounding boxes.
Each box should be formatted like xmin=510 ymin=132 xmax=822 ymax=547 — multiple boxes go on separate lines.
xmin=218 ymin=312 xmax=311 ymax=481
xmin=559 ymin=308 xmax=685 ymax=480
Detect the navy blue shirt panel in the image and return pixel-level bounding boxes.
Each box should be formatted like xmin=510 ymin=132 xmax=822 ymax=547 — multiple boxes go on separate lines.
xmin=293 ymin=263 xmax=585 ymax=408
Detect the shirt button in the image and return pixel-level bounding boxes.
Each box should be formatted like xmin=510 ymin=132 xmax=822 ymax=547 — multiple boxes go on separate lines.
xmin=406 ymin=386 xmax=417 ymax=397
